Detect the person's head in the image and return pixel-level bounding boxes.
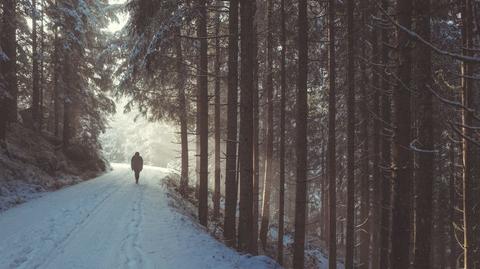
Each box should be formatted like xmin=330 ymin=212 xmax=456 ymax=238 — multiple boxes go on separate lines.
xmin=135 ymin=152 xmax=140 ymax=156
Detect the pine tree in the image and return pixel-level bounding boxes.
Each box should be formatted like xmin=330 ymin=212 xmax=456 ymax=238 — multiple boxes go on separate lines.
xmin=378 ymin=1 xmax=392 ymax=268
xmin=344 ymin=0 xmax=355 ymax=266
xmin=223 ymin=0 xmax=239 ymax=247
xmin=413 ymin=0 xmax=434 ymax=268
xmin=175 ymin=26 xmax=189 ymax=196
xmin=2 ymin=0 xmax=17 ymax=123
xmin=237 ymin=0 xmax=256 ymax=253
xmin=293 ymin=0 xmax=308 ymax=267
xmin=461 ymin=0 xmax=480 ymax=267
xmin=390 ymin=0 xmax=413 ymax=267
xmin=259 ymin=0 xmax=274 ymax=251
xmin=251 ymin=7 xmax=260 ymax=254
xmin=327 ymin=0 xmax=337 ymax=268
xmin=213 ymin=10 xmax=221 ymax=220
xmin=197 ymin=0 xmax=209 ymax=227
xmin=38 ymin=0 xmax=45 ymax=130
xmin=448 ymin=143 xmax=457 ymax=269
xmin=359 ymin=1 xmax=373 ymax=268
xmin=52 ymin=26 xmax=61 ymax=137
xmin=277 ymin=0 xmax=287 ymax=264
xmin=31 ymin=0 xmax=40 ymax=129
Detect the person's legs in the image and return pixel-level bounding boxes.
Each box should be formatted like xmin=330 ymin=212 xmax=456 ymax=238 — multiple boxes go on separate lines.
xmin=135 ymin=171 xmax=139 ymax=184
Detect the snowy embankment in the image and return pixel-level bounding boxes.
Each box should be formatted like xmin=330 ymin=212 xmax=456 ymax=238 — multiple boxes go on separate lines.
xmin=0 ymin=124 xmax=107 ymax=211
xmin=0 ymin=163 xmax=280 ymax=269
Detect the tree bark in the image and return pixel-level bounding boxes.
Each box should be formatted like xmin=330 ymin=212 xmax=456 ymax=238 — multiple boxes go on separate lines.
xmin=223 ymin=0 xmax=239 ymax=247
xmin=2 ymin=0 xmax=17 ymax=123
xmin=277 ymin=0 xmax=286 ymax=264
xmin=252 ymin=11 xmax=259 ymax=255
xmin=390 ymin=0 xmax=413 ymax=267
xmin=197 ymin=0 xmax=209 ymax=227
xmin=237 ymin=0 xmax=256 ymax=253
xmin=461 ymin=0 xmax=480 ymax=267
xmin=327 ymin=0 xmax=337 ymax=268
xmin=293 ymin=0 xmax=308 ymax=267
xmin=366 ymin=2 xmax=380 ymax=269
xmin=378 ymin=1 xmax=392 ymax=268
xmin=321 ymin=144 xmax=328 ymax=241
xmin=448 ymin=143 xmax=457 ymax=269
xmin=175 ymin=27 xmax=189 ymax=197
xmin=370 ymin=5 xmax=382 ymax=269
xmin=39 ymin=0 xmax=45 ymax=131
xmin=32 ymin=0 xmax=40 ymax=130
xmin=213 ymin=11 xmax=221 ymax=220
xmin=359 ymin=1 xmax=372 ymax=266
xmin=259 ymin=0 xmax=274 ymax=251
xmin=0 ymin=1 xmax=9 ymax=140
xmin=345 ymin=0 xmax=355 ymax=267
xmin=413 ymin=0 xmax=434 ymax=268
xmin=53 ymin=21 xmax=61 ymax=138
xmin=62 ymin=51 xmax=71 ymax=148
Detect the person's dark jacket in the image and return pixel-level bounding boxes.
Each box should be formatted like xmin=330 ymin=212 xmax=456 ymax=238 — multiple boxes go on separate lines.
xmin=131 ymin=154 xmax=143 ymax=172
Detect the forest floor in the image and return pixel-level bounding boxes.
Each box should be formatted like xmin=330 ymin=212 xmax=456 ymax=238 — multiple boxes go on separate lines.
xmin=0 ymin=163 xmax=279 ymax=269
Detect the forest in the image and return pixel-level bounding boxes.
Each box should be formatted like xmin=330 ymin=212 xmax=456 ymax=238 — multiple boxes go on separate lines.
xmin=1 ymin=0 xmax=480 ymax=268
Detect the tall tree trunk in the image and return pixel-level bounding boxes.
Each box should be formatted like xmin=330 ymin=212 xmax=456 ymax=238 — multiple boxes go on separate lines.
xmin=390 ymin=0 xmax=413 ymax=267
xmin=62 ymin=51 xmax=71 ymax=148
xmin=378 ymin=0 xmax=392 ymax=268
xmin=223 ymin=0 xmax=239 ymax=247
xmin=367 ymin=2 xmax=380 ymax=269
xmin=238 ymin=0 xmax=256 ymax=253
xmin=213 ymin=11 xmax=221 ymax=220
xmin=175 ymin=27 xmax=189 ymax=196
xmin=359 ymin=1 xmax=372 ymax=266
xmin=461 ymin=0 xmax=480 ymax=267
xmin=293 ymin=0 xmax=308 ymax=267
xmin=435 ymin=184 xmax=448 ymax=269
xmin=0 ymin=1 xmax=9 ymax=140
xmin=39 ymin=0 xmax=45 ymax=131
xmin=413 ymin=0 xmax=434 ymax=268
xmin=321 ymin=144 xmax=328 ymax=241
xmin=345 ymin=0 xmax=355 ymax=267
xmin=366 ymin=0 xmax=381 ymax=269
xmin=259 ymin=0 xmax=274 ymax=251
xmin=252 ymin=11 xmax=259 ymax=255
xmin=277 ymin=0 xmax=287 ymax=264
xmin=448 ymin=143 xmax=457 ymax=269
xmin=61 ymin=5 xmax=74 ymax=149
xmin=53 ymin=23 xmax=61 ymax=138
xmin=0 ymin=85 xmax=5 ymax=142
xmin=197 ymin=0 xmax=209 ymax=227
xmin=0 ymin=67 xmax=5 ymax=142
xmin=2 ymin=0 xmax=17 ymax=123
xmin=32 ymin=0 xmax=40 ymax=129
xmin=327 ymin=0 xmax=337 ymax=268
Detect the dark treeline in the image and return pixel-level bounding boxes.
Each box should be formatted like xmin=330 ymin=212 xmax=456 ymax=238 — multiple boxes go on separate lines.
xmin=118 ymin=0 xmax=480 ymax=268
xmin=0 ymin=0 xmax=116 ymax=156
xmin=3 ymin=0 xmax=480 ymax=268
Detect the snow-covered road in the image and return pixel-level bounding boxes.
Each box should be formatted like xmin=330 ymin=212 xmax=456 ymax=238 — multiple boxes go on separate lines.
xmin=0 ymin=164 xmax=278 ymax=269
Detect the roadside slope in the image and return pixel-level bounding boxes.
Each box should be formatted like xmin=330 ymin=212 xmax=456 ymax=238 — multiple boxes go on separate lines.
xmin=0 ymin=124 xmax=107 ymax=211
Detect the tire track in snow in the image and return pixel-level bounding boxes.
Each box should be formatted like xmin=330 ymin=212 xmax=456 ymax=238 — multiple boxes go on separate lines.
xmin=6 ymin=172 xmax=130 ymax=269
xmin=33 ymin=177 xmax=127 ymax=269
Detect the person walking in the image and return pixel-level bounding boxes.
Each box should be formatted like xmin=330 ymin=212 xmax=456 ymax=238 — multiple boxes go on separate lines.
xmin=131 ymin=152 xmax=143 ymax=184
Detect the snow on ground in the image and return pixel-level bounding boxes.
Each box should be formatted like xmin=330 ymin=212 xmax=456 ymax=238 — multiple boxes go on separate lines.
xmin=0 ymin=163 xmax=280 ymax=269
xmin=0 ymin=180 xmax=47 ymax=211
xmin=307 ymin=249 xmax=345 ymax=269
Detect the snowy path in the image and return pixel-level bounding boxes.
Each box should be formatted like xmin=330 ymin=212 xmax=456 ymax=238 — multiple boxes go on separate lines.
xmin=0 ymin=164 xmax=278 ymax=269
